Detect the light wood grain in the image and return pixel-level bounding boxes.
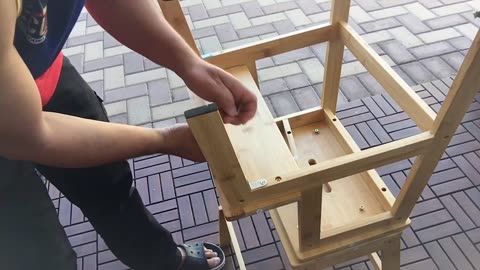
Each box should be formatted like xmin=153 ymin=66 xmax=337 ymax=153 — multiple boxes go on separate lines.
xmin=339 ymin=22 xmax=436 ymax=131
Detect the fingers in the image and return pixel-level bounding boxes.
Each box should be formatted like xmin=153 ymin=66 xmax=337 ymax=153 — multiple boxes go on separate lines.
xmin=217 ymin=69 xmax=258 ymax=125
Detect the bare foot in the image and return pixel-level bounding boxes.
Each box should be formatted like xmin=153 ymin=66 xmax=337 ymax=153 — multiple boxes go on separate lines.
xmin=177 ymin=246 xmax=221 ymax=269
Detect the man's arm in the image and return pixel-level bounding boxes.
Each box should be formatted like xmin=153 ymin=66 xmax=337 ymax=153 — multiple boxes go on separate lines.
xmin=0 ymin=0 xmax=199 ymax=168
xmin=86 ymin=0 xmax=257 ymax=125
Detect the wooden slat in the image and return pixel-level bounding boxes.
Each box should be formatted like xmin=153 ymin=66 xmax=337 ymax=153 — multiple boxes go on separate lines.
xmin=205 ymin=24 xmax=333 ymax=69
xmin=224 ymin=66 xmax=299 ymax=188
xmin=369 ymin=252 xmax=382 ymax=270
xmin=339 ymin=22 xmax=436 ymax=131
xmin=275 ymin=106 xmax=324 ymax=129
xmin=298 ymin=188 xmax=323 ymax=249
xmin=186 ymin=106 xmax=248 ymax=207
xmin=253 ymin=131 xmax=433 ymax=195
xmin=382 ymin=236 xmax=401 ymax=270
xmin=282 ymin=119 xmax=298 ymax=156
xmin=321 ymin=0 xmax=351 ymax=112
xmin=226 ymin=217 xmax=246 ymax=270
xmin=393 ymin=30 xmax=480 ymax=219
xmin=324 ymin=109 xmax=395 ymax=207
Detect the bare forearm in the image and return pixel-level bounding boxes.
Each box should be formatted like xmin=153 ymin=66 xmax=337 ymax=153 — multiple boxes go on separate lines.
xmin=86 ymin=0 xmax=199 ymax=76
xmin=30 ymin=112 xmax=169 ymax=168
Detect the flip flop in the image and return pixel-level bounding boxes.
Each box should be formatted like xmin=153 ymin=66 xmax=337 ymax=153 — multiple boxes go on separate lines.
xmin=177 ymin=242 xmax=226 ymax=270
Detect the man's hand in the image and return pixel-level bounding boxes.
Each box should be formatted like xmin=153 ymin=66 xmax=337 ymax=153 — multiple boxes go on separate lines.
xmin=163 ymin=124 xmax=205 ymax=162
xmin=181 ymin=60 xmax=258 ymax=125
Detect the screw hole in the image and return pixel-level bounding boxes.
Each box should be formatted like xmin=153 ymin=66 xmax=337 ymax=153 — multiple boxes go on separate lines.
xmin=332 ymin=118 xmax=337 ymax=122
xmin=308 ymin=159 xmax=317 ymax=166
xmin=381 ymin=187 xmax=387 ymax=192
xmin=239 ymin=199 xmax=245 ymax=203
xmin=275 ymin=176 xmax=282 ymax=182
xmin=287 ymin=130 xmax=292 ymax=134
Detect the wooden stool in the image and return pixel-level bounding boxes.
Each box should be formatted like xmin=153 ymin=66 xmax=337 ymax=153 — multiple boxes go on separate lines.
xmin=159 ymin=0 xmax=480 ymax=268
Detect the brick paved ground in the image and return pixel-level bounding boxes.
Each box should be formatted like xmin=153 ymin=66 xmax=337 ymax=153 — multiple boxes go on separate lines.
xmin=46 ymin=76 xmax=480 ymax=270
xmin=50 ymin=0 xmax=480 ymax=269
xmin=67 ymin=0 xmax=479 ymax=125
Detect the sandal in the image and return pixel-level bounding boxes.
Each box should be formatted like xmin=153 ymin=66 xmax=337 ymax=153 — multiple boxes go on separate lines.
xmin=177 ymin=242 xmax=226 ymax=270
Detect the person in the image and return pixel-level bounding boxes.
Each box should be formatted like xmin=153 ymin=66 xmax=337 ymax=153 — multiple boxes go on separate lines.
xmin=0 ymin=0 xmax=257 ymax=269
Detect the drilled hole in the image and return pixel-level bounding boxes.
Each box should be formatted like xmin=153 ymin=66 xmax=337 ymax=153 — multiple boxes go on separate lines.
xmin=381 ymin=187 xmax=387 ymax=192
xmin=239 ymin=199 xmax=245 ymax=203
xmin=308 ymin=159 xmax=317 ymax=166
xmin=287 ymin=130 xmax=292 ymax=134
xmin=275 ymin=176 xmax=282 ymax=182
xmin=332 ymin=118 xmax=337 ymax=122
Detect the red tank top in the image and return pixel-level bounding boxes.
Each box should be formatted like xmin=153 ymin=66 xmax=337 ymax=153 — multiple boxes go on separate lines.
xmin=36 ymin=52 xmax=63 ymax=106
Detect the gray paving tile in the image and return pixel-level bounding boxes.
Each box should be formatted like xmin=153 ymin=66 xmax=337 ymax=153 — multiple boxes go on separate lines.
xmin=285 ymin=73 xmax=311 ymax=90
xmin=259 ymin=78 xmax=288 ymax=96
xmin=272 ymin=48 xmax=314 ymax=65
xmin=84 ymin=55 xmax=123 ymax=73
xmin=360 ymin=17 xmax=401 ymax=32
xmin=172 ymin=87 xmax=190 ymax=102
xmin=410 ymin=41 xmax=456 ymax=59
xmin=124 ymin=52 xmax=145 ymax=75
xmin=399 ymin=62 xmax=437 ymax=84
xmin=147 ymin=79 xmax=171 ymax=106
xmin=262 ymin=2 xmax=298 ymax=15
xmin=441 ymin=52 xmax=465 ymax=71
xmin=104 ymin=83 xmax=148 ymax=103
xmin=291 ymin=86 xmax=320 ymax=110
xmin=296 ymin=0 xmax=322 ymax=15
xmin=378 ymin=40 xmax=416 ymax=64
xmin=214 ymin=23 xmax=239 ymax=42
xmin=340 ymin=76 xmax=372 ymax=101
xmin=425 ymin=14 xmax=468 ymax=30
xmin=269 ymin=91 xmax=300 ymax=116
xmin=189 ymin=4 xmax=209 ymax=21
xmin=420 ymin=57 xmax=457 ymax=80
xmin=207 ymin=4 xmax=243 ymax=17
xmin=237 ymin=23 xmax=276 ymax=39
xmin=241 ymin=1 xmax=264 ymax=18
xmin=396 ymin=13 xmax=431 ymax=34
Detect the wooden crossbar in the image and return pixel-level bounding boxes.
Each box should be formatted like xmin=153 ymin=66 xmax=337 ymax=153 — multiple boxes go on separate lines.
xmin=204 ymin=23 xmax=333 ymax=69
xmin=339 ymin=22 xmax=437 ymax=131
xmin=251 ymin=131 xmax=433 ymax=194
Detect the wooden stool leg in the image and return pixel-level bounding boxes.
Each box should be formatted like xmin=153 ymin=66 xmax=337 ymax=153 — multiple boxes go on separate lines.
xmin=381 ymin=236 xmax=401 ymax=270
xmin=219 ymin=207 xmax=230 ymax=247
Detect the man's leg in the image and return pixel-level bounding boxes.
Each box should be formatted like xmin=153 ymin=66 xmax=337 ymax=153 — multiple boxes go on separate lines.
xmin=0 ymin=157 xmax=77 ymax=270
xmin=35 ymin=57 xmax=180 ymax=270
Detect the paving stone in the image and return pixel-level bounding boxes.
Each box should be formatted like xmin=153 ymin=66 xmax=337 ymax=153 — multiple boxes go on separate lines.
xmin=207 ymin=4 xmax=244 ymax=17
xmin=84 ymin=41 xmax=103 ymax=62
xmin=192 ymin=27 xmax=216 ymax=39
xmin=285 ymin=9 xmax=311 ymax=27
xmin=378 ymin=40 xmax=415 ymax=64
xmin=126 ymin=96 xmax=152 ymax=125
xmin=227 ymin=12 xmax=251 ymax=30
xmin=395 ymin=14 xmax=431 ymax=34
xmin=104 ymin=83 xmax=147 ymax=103
xmin=272 ymin=19 xmax=296 ymax=35
xmin=237 ymin=23 xmax=276 ymax=39
xmin=296 ymin=0 xmax=322 ymax=15
xmin=420 ymin=57 xmax=457 ymax=80
xmin=438 ymin=237 xmax=476 ymax=270
xmin=67 ymin=32 xmax=104 ymax=47
xmin=262 ymin=2 xmax=297 ymax=14
xmin=291 ymin=86 xmax=320 ymax=110
xmin=357 ymin=73 xmax=385 ymax=95
xmin=123 ymin=52 xmax=144 ymax=75
xmin=258 ymin=62 xmax=302 ymax=81
xmin=188 ymin=4 xmax=209 ymax=21
xmin=104 ymin=65 xmax=125 ymax=90
xmin=269 ymin=91 xmax=300 ymax=116
xmin=418 ymin=28 xmax=462 ymax=44
xmin=285 ymin=73 xmax=311 ymax=90
xmin=250 ymin=13 xmax=288 ymax=26
xmin=455 ymin=22 xmax=478 ymax=40
xmin=199 ymin=35 xmax=222 ymax=53
xmin=172 ymin=87 xmax=190 ymax=102
xmin=360 ymin=17 xmax=401 ymax=32
xmin=399 ymin=62 xmax=437 ymax=84
xmin=339 ymin=76 xmax=371 ymax=101
xmin=125 ymin=68 xmax=167 ymax=86
xmin=404 ymin=2 xmax=436 ymax=21
xmin=432 ymin=2 xmax=473 ymax=16
xmin=425 ymin=14 xmax=468 ymax=30
xmin=259 ymin=78 xmax=288 ymax=95
xmin=147 ymin=79 xmax=171 ymax=106
xmin=416 ymin=221 xmax=462 ymax=243
xmin=241 ymin=1 xmax=264 ymax=18
xmin=441 ymin=52 xmax=465 ymax=71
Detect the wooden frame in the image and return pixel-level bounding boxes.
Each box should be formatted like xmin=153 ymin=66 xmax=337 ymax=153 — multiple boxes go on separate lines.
xmin=160 ymin=0 xmax=480 ymax=269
